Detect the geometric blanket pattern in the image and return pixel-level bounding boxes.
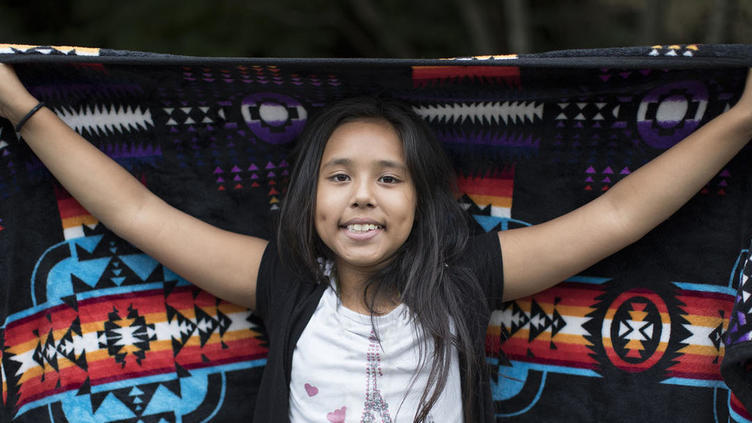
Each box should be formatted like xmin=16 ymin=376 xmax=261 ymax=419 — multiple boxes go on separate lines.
xmin=2 ymin=43 xmax=752 ymax=422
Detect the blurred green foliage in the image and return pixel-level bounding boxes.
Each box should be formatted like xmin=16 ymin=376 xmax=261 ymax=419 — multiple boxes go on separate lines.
xmin=0 ymin=0 xmax=749 ymax=58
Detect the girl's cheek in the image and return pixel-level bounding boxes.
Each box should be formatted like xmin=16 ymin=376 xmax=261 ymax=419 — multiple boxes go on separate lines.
xmin=314 ymin=211 xmax=332 ymax=239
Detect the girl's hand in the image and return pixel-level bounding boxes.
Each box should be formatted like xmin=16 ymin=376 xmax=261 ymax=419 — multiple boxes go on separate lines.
xmin=0 ymin=63 xmax=39 ymax=127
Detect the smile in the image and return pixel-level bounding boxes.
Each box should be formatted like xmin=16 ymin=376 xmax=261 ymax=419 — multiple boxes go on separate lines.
xmin=345 ymin=223 xmax=384 ymax=233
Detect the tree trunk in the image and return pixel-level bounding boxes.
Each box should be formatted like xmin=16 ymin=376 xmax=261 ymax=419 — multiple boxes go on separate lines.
xmin=642 ymin=0 xmax=667 ymax=44
xmin=345 ymin=0 xmax=413 ymax=58
xmin=454 ymin=0 xmax=497 ymax=54
xmin=503 ymin=0 xmax=530 ymax=53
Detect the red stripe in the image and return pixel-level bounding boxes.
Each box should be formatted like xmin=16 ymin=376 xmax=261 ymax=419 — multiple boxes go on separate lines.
xmin=54 ymin=184 xmax=91 ymax=219
xmin=520 ymin=285 xmax=603 ymax=308
xmin=57 ymin=197 xmax=91 ymax=219
xmin=502 ymin=339 xmax=596 ymax=367
xmin=676 ymin=295 xmax=734 ymax=316
xmin=664 ymin=370 xmax=723 ymax=381
xmin=676 ymin=290 xmax=735 ymax=301
xmin=413 ymin=66 xmax=520 ymax=83
xmin=731 ymin=393 xmax=752 ymax=418
xmin=6 ymin=303 xmax=72 ymax=330
xmin=667 ymin=354 xmax=721 ymax=377
xmin=457 ymin=175 xmax=513 ymax=197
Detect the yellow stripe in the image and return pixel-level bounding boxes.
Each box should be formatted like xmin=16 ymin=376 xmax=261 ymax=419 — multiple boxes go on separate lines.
xmin=0 ymin=44 xmax=39 ymax=51
xmin=0 ymin=44 xmax=100 ymax=56
xmin=62 ymin=215 xmax=99 ymax=228
xmin=682 ymin=315 xmax=725 ymax=328
xmin=466 ymin=194 xmax=512 ymax=208
xmin=6 ymin=339 xmax=39 ymax=355
xmin=555 ymin=305 xmax=596 ymax=317
xmin=17 ymin=367 xmax=44 ymax=384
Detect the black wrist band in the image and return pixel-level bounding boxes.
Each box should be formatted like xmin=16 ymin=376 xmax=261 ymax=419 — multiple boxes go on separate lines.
xmin=15 ymin=102 xmax=45 ymax=132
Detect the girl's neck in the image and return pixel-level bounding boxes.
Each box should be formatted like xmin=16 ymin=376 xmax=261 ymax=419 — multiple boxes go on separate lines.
xmin=334 ymin=260 xmax=400 ymax=315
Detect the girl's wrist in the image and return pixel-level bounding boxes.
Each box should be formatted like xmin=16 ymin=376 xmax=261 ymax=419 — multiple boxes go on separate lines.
xmin=728 ymin=103 xmax=752 ymax=139
xmin=4 ymin=94 xmax=40 ymax=129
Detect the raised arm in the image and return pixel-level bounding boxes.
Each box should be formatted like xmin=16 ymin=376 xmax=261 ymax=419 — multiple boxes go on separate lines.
xmin=0 ymin=64 xmax=267 ymax=309
xmin=500 ymin=69 xmax=752 ymax=301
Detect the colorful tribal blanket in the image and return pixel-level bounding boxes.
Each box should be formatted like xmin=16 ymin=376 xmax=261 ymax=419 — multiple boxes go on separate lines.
xmin=2 ymin=43 xmax=752 ymax=422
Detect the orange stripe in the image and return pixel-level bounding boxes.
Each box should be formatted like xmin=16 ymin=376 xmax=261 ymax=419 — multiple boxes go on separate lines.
xmin=62 ymin=215 xmax=98 ymax=228
xmin=676 ymin=344 xmax=724 ymax=356
xmin=682 ymin=314 xmax=725 ymax=328
xmin=466 ymin=194 xmax=512 ymax=208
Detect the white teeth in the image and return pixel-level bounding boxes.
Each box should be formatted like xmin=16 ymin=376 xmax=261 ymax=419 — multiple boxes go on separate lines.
xmin=347 ymin=223 xmax=381 ymax=233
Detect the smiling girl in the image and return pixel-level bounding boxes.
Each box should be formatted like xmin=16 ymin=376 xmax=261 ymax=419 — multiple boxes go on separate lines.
xmin=1 ymin=63 xmax=752 ymax=422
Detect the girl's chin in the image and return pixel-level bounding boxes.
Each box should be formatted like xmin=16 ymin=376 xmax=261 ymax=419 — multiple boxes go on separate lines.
xmin=335 ymin=253 xmax=393 ymax=272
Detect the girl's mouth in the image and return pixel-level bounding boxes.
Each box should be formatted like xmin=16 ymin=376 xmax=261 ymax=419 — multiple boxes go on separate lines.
xmin=345 ymin=223 xmax=384 ymax=233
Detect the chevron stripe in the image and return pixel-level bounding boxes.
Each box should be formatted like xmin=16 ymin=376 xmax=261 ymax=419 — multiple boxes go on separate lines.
xmin=53 ymin=105 xmax=153 ymax=135
xmin=413 ymin=101 xmax=543 ymax=125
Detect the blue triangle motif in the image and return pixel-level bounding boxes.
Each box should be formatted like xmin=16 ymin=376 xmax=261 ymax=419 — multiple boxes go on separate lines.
xmin=473 ymin=215 xmax=506 ymax=232
xmin=111 ymin=277 xmax=127 ymax=286
xmin=71 ymin=257 xmax=112 ymax=287
xmin=119 ymin=254 xmax=161 ymax=281
xmin=73 ymin=235 xmax=104 ymax=254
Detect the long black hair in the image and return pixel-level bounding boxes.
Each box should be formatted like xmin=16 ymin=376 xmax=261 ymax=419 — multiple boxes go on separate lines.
xmin=278 ymin=96 xmax=488 ymax=422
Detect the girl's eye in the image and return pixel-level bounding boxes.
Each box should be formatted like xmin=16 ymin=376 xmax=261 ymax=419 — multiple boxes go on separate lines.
xmin=379 ymin=175 xmax=400 ymax=184
xmin=331 ymin=174 xmax=350 ymax=182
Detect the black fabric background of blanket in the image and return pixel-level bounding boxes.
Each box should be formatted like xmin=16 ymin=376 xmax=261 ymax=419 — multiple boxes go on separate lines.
xmin=2 ymin=43 xmax=752 ymax=422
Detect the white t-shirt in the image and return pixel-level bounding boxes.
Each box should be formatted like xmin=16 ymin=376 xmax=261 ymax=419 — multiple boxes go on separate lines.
xmin=288 ymin=285 xmax=463 ymax=422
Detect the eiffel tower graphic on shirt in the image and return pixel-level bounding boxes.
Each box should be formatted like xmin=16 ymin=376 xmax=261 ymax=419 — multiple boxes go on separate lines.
xmin=361 ymin=331 xmax=393 ymax=423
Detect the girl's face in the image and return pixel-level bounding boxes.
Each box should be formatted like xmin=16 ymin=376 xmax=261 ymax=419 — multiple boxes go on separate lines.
xmin=315 ymin=118 xmax=417 ymax=277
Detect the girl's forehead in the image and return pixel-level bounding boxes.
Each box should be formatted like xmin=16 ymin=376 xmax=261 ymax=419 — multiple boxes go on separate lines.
xmin=322 ymin=119 xmax=404 ymax=161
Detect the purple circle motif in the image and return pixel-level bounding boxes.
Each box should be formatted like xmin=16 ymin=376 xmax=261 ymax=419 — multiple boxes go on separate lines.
xmin=636 ymin=80 xmax=708 ymax=149
xmin=241 ymin=93 xmax=307 ymax=144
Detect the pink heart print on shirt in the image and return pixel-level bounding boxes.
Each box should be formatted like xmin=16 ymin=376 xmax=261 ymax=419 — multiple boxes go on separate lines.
xmin=304 ymin=383 xmax=318 ymax=397
xmin=327 ymin=406 xmax=346 ymax=423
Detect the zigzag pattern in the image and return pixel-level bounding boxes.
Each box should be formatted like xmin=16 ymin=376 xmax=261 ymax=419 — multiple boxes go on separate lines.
xmin=53 ymin=105 xmax=153 ymax=136
xmin=6 ymin=302 xmax=254 ymax=383
xmin=413 ymin=101 xmax=543 ymax=125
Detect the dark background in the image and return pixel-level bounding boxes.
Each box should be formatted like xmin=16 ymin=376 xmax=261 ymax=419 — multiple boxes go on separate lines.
xmin=0 ymin=0 xmax=749 ymax=58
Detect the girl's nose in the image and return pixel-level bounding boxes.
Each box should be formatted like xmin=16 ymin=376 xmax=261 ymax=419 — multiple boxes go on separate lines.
xmin=351 ymin=180 xmax=375 ymax=208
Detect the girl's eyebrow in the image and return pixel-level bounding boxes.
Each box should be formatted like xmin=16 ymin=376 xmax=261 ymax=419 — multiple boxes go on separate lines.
xmin=321 ymin=158 xmax=407 ymax=171
xmin=321 ymin=158 xmax=352 ymax=169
